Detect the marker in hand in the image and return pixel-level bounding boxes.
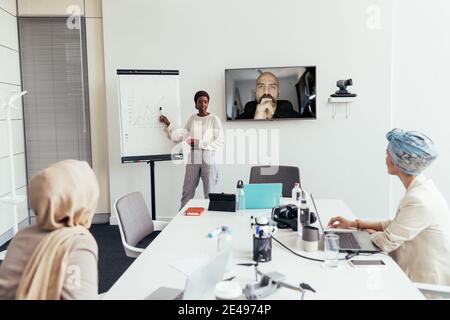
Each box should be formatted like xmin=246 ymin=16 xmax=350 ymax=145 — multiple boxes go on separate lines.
xmin=159 ymin=107 xmax=165 ymax=119
xmin=159 ymin=108 xmax=170 ymax=126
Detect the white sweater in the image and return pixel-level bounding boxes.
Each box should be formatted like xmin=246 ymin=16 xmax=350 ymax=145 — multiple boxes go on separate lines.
xmin=371 ymin=174 xmax=450 ymax=286
xmin=166 ymin=113 xmax=223 ymax=151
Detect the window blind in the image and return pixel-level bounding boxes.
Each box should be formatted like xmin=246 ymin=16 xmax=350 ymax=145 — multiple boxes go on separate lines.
xmin=18 ymin=17 xmax=92 ymax=182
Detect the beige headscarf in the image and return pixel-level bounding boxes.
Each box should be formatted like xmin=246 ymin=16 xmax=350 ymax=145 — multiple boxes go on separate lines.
xmin=15 ymin=160 xmax=99 ymax=300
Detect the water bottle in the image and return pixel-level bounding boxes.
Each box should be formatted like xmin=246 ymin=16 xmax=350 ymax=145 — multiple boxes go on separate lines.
xmin=296 ymin=199 xmax=308 ymax=237
xmin=291 ymin=182 xmax=302 ymax=204
xmin=217 ymin=226 xmax=233 ymax=272
xmin=299 ymin=199 xmax=311 ymax=226
xmin=217 ymin=226 xmax=232 ymax=251
xmin=236 ymin=180 xmax=245 ymax=212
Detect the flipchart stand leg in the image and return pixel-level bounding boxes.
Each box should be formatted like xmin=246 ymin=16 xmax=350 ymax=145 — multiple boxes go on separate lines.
xmin=148 ymin=161 xmax=156 ymax=220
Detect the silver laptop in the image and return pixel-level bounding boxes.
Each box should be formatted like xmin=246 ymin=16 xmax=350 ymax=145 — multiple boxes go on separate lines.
xmin=146 ymin=247 xmax=231 ymax=300
xmin=310 ymin=194 xmax=380 ymax=253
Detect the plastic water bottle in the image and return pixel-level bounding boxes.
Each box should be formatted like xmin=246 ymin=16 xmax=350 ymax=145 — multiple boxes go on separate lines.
xmin=291 ymin=182 xmax=302 ymax=204
xmin=236 ymin=180 xmax=245 ymax=212
xmin=296 ymin=199 xmax=308 ymax=237
xmin=299 ymin=199 xmax=311 ymax=226
xmin=217 ymin=226 xmax=232 ymax=251
xmin=217 ymin=226 xmax=233 ymax=272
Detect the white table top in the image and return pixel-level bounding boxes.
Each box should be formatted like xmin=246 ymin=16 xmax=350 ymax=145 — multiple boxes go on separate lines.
xmin=104 ymin=198 xmax=424 ymax=300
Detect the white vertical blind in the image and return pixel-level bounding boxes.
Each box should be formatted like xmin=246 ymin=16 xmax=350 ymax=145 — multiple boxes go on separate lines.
xmin=18 ymin=17 xmax=92 ymax=181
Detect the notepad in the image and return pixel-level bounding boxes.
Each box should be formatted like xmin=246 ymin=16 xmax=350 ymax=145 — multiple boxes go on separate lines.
xmin=184 ymin=207 xmax=205 ymax=216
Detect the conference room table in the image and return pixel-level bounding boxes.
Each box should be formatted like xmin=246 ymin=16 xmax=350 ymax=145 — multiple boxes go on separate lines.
xmin=104 ymin=198 xmax=424 ymax=300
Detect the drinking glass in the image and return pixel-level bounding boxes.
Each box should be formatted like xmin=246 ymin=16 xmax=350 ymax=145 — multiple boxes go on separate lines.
xmin=323 ymin=233 xmax=340 ymax=268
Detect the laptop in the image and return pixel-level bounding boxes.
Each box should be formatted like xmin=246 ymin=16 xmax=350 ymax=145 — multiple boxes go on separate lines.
xmin=244 ymin=183 xmax=282 ymax=209
xmin=310 ymin=194 xmax=380 ymax=253
xmin=146 ymin=247 xmax=231 ymax=300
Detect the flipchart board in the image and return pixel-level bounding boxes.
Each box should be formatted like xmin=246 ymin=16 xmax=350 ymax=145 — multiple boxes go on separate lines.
xmin=117 ymin=69 xmax=183 ymax=162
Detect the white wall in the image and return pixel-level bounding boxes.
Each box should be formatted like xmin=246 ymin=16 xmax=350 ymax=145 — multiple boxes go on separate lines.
xmin=390 ymin=0 xmax=450 ymax=214
xmin=103 ymin=0 xmax=394 ymax=222
xmin=0 ymin=0 xmax=28 ymax=239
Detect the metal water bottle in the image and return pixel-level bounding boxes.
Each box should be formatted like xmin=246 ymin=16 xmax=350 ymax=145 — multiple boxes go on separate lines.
xmin=236 ymin=180 xmax=245 ymax=212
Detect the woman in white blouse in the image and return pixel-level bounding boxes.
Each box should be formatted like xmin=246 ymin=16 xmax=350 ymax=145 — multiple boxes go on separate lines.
xmin=160 ymin=90 xmax=223 ymax=209
xmin=328 ymin=128 xmax=450 ymax=286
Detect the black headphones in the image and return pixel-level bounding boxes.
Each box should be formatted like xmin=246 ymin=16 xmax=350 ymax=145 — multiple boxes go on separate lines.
xmin=271 ymin=205 xmax=298 ymax=231
xmin=271 ymin=204 xmax=317 ymax=231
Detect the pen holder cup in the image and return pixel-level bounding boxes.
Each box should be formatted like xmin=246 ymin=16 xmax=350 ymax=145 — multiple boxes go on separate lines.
xmin=253 ymin=235 xmax=272 ymax=263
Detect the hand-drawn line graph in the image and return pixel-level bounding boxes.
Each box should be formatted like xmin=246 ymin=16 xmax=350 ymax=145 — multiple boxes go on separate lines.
xmin=126 ymin=92 xmax=165 ymax=128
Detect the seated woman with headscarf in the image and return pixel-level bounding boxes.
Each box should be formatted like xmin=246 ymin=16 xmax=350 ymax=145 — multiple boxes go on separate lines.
xmin=328 ymin=128 xmax=450 ymax=286
xmin=0 ymin=160 xmax=99 ymax=299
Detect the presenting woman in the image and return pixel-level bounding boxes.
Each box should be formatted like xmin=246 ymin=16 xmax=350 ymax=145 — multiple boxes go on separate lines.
xmin=328 ymin=129 xmax=450 ymax=286
xmin=0 ymin=160 xmax=99 ymax=299
xmin=160 ymin=90 xmax=223 ymax=209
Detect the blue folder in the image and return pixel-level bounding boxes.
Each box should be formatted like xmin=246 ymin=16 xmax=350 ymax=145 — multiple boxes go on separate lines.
xmin=243 ymin=183 xmax=282 ymax=209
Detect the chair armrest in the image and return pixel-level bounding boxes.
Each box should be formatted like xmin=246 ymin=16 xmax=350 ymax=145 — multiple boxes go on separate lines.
xmin=123 ymin=241 xmax=145 ymax=258
xmin=153 ymin=220 xmax=169 ymax=231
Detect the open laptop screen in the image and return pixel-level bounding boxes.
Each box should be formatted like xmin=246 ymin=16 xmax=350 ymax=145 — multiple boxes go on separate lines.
xmin=310 ymin=193 xmax=326 ymax=233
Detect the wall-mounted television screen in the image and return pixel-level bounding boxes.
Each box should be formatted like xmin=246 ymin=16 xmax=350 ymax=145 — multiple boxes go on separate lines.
xmin=225 ymin=66 xmax=316 ymax=120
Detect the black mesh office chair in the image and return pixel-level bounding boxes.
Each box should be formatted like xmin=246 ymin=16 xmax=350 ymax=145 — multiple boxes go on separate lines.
xmin=249 ymin=166 xmax=301 ymax=197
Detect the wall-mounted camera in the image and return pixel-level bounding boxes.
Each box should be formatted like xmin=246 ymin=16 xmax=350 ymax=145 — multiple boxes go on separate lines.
xmin=331 ymin=79 xmax=357 ymax=97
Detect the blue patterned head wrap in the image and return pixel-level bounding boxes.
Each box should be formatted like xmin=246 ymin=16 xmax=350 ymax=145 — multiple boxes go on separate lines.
xmin=386 ymin=128 xmax=437 ymax=175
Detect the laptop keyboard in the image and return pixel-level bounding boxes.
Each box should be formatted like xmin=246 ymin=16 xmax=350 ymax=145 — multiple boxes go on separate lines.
xmin=331 ymin=232 xmax=361 ymax=250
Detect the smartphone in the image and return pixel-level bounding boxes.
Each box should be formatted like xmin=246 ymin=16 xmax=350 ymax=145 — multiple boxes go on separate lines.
xmin=348 ymin=259 xmax=386 ymax=267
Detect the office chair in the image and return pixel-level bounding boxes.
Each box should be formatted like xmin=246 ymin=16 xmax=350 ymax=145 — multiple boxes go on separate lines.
xmin=114 ymin=192 xmax=168 ymax=258
xmin=414 ymin=282 xmax=450 ymax=299
xmin=249 ymin=165 xmax=301 ymax=197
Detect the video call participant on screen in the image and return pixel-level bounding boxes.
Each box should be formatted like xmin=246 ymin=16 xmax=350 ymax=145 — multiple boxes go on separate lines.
xmin=328 ymin=129 xmax=450 ymax=288
xmin=160 ymin=90 xmax=223 ymax=209
xmin=236 ymin=72 xmax=299 ymax=120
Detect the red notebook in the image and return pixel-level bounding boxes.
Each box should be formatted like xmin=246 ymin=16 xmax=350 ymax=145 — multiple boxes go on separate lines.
xmin=184 ymin=207 xmax=205 ymax=216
